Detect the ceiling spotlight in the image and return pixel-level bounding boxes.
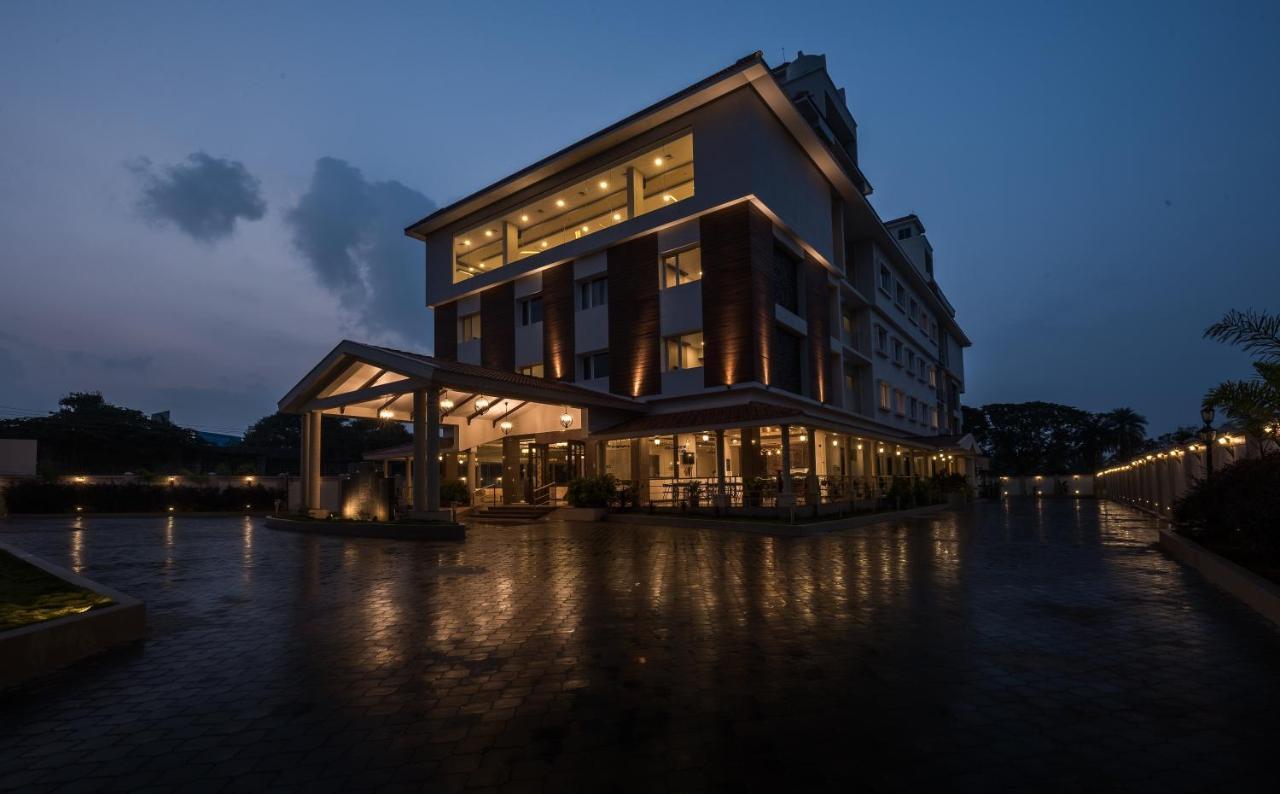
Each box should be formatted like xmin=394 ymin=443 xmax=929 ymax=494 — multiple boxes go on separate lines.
xmin=485 ymin=229 xmax=494 ymax=237
xmin=462 ymin=239 xmax=471 ymax=246
xmin=581 ymin=225 xmax=589 ymax=233
xmin=653 ymin=156 xmax=664 ymax=166
xmin=662 ymin=194 xmax=675 ymax=203
xmin=540 ymin=241 xmax=548 ymax=248
xmin=598 ymin=180 xmax=608 ymax=189
xmin=701 ymin=433 xmax=710 ymax=442
xmin=520 ymin=214 xmax=529 ymax=222
xmin=653 ymin=437 xmax=661 ymax=446
xmin=555 ymin=198 xmax=566 ymax=207
xmin=612 ymin=212 xmax=622 ymax=221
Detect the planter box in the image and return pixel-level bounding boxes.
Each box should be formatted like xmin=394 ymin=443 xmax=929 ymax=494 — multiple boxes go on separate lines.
xmin=1158 ymin=529 xmax=1280 ymax=626
xmin=0 ymin=541 xmax=146 ymax=689
xmin=553 ymin=507 xmax=608 ymax=522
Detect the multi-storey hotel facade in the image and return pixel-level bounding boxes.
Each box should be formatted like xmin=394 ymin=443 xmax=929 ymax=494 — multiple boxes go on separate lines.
xmin=281 ymin=51 xmax=974 ymax=517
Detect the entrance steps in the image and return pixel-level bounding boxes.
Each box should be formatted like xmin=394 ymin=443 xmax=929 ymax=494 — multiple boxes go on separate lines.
xmin=468 ymin=504 xmax=558 ymax=525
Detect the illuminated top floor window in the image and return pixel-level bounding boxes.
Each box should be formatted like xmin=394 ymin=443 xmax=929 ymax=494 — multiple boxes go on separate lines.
xmin=452 ymin=132 xmax=695 ymax=283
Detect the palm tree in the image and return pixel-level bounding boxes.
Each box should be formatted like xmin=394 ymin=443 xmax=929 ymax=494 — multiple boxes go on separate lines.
xmin=1203 ymin=309 xmax=1280 ymax=436
xmin=1102 ymin=407 xmax=1148 ymax=462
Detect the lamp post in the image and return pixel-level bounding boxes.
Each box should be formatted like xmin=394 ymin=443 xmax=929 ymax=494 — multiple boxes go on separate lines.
xmin=1199 ymin=405 xmax=1216 ymax=481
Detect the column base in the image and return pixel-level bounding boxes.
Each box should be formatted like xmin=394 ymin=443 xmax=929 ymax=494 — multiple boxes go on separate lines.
xmin=306 ymin=508 xmax=329 ymax=519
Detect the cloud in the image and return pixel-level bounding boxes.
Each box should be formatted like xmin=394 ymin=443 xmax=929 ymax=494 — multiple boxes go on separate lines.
xmin=285 ymin=157 xmax=436 ymax=343
xmin=0 ymin=346 xmax=24 ymax=381
xmin=128 ymin=152 xmax=267 ymax=243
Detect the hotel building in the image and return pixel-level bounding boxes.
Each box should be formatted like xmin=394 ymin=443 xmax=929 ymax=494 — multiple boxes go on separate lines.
xmin=281 ymin=51 xmax=975 ymax=517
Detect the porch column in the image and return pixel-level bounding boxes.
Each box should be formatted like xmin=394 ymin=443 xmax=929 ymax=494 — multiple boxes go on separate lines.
xmin=299 ymin=413 xmax=310 ymax=513
xmin=502 ymin=435 xmax=520 ymax=504
xmin=412 ymin=388 xmax=443 ymax=517
xmin=778 ymin=424 xmax=794 ymax=507
xmin=714 ymin=429 xmax=728 ymax=508
xmin=630 ymin=439 xmax=646 ymax=505
xmin=306 ymin=411 xmax=323 ymax=517
xmin=806 ymin=426 xmax=819 ymax=506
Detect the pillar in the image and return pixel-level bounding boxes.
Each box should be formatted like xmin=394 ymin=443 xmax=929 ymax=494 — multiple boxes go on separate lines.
xmin=306 ymin=411 xmax=323 ymax=517
xmin=778 ymin=424 xmax=794 ymax=507
xmin=502 ymin=435 xmax=521 ymax=504
xmin=806 ymin=426 xmax=819 ymax=506
xmin=715 ymin=429 xmax=728 ymax=508
xmin=299 ymin=412 xmax=310 ymax=513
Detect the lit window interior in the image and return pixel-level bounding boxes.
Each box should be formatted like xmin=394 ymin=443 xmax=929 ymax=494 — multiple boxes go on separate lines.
xmin=453 ymin=132 xmax=695 ymax=282
xmin=662 ymin=245 xmax=702 ymax=288
xmin=665 ymin=330 xmax=704 ymax=371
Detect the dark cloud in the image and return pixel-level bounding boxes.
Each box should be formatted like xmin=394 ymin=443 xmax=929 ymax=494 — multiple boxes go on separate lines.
xmin=286 ymin=158 xmax=436 ymax=343
xmin=128 ymin=152 xmax=266 ymax=242
xmin=0 ymin=347 xmax=24 ymax=381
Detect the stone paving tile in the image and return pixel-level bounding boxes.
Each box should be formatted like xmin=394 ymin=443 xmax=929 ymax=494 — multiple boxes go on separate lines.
xmin=1 ymin=502 xmax=1279 ymax=792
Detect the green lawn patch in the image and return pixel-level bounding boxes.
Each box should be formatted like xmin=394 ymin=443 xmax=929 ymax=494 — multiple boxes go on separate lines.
xmin=0 ymin=550 xmax=113 ymax=632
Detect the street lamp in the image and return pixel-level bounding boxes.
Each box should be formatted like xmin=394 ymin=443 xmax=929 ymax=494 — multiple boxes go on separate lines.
xmin=1199 ymin=405 xmax=1216 ymax=481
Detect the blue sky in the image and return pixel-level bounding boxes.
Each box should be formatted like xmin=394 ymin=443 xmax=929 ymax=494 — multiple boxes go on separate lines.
xmin=1 ymin=0 xmax=1277 ymax=436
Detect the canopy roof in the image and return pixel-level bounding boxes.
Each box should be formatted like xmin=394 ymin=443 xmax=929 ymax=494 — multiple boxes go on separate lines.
xmin=277 ymin=341 xmax=643 ymax=423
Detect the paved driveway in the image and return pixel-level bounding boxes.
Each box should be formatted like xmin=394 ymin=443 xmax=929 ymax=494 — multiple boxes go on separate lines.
xmin=1 ymin=501 xmax=1277 ymax=792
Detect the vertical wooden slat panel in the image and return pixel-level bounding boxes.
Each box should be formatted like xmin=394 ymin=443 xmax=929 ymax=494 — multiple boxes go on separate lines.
xmin=542 ymin=262 xmax=575 ymax=381
xmin=700 ymin=202 xmax=775 ymax=388
xmin=607 ymin=234 xmax=661 ymax=396
xmin=433 ymin=301 xmax=457 ymax=361
xmin=480 ymin=281 xmax=514 ymax=371
xmin=805 ymin=258 xmax=830 ymax=402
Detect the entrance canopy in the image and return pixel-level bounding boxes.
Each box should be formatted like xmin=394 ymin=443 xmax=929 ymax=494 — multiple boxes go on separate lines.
xmin=278 ymin=340 xmax=644 ymax=431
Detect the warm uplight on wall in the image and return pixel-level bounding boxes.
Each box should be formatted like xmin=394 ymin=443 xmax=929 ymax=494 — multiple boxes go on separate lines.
xmin=877 ymin=446 xmax=885 ymax=454
xmin=832 ymin=439 xmax=839 ymax=446
xmin=74 ymin=476 xmax=86 ymax=483
xmin=701 ymin=432 xmax=710 ymax=442
xmin=378 ymin=408 xmax=394 ymax=419
xmin=798 ymin=434 xmax=807 ymax=442
xmin=244 ymin=476 xmax=255 ymax=484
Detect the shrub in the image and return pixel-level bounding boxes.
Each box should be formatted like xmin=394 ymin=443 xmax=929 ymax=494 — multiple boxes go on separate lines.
xmin=2 ymin=481 xmax=284 ymax=513
xmin=887 ymin=477 xmax=914 ymax=506
xmin=1173 ymin=454 xmax=1280 ymax=562
xmin=439 ymin=479 xmax=470 ymax=506
xmin=566 ymin=474 xmax=617 ymax=508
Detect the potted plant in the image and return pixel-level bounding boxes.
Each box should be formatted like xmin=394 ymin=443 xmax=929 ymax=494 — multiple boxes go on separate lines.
xmin=685 ymin=480 xmax=703 ymax=509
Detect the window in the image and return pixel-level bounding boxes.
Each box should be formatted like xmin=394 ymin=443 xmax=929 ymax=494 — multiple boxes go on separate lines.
xmin=519 ymin=296 xmax=543 ymax=326
xmin=928 ymin=364 xmax=937 ymax=388
xmin=452 ymin=132 xmax=695 ymax=283
xmin=518 ymin=363 xmax=544 ymax=378
xmin=661 ymin=245 xmax=702 ymax=288
xmin=930 ymin=319 xmax=938 ymax=342
xmin=930 ymin=406 xmax=940 ymax=429
xmin=906 ymin=349 xmax=916 ymax=372
xmin=772 ymin=243 xmax=800 ymax=313
xmin=664 ymin=331 xmax=704 ymax=371
xmin=897 ymin=227 xmax=912 ymax=240
xmin=909 ymin=397 xmax=918 ymax=422
xmin=460 ymin=313 xmax=481 ymax=342
xmin=579 ymin=276 xmax=607 ymax=310
xmin=909 ymin=299 xmax=918 ymax=325
xmin=894 ymin=389 xmax=906 ymax=416
xmin=772 ymin=326 xmax=804 ymax=394
xmin=879 ymin=381 xmax=891 ymax=411
xmin=580 ymin=351 xmax=609 ymax=380
xmin=892 ymin=338 xmax=903 ymax=366
xmin=875 ymin=325 xmax=888 ymax=354
xmin=895 ymin=282 xmax=906 ymax=309
xmin=878 ymin=264 xmax=892 ymax=295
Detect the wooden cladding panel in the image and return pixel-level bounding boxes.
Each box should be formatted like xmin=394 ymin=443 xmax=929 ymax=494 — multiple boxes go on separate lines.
xmin=805 ymin=258 xmax=830 ymax=403
xmin=542 ymin=262 xmax=575 ymax=381
xmin=434 ymin=301 xmax=457 ymax=361
xmin=607 ymin=234 xmax=661 ymax=397
xmin=480 ymin=281 xmax=515 ymax=371
xmin=700 ymin=203 xmax=775 ymax=388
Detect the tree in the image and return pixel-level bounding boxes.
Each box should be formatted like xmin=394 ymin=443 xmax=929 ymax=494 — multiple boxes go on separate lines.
xmin=239 ymin=412 xmax=411 ymax=474
xmin=977 ymin=402 xmax=1095 ymax=475
xmin=1202 ymin=309 xmax=1280 ymax=436
xmin=1101 ymin=407 xmax=1148 ymax=462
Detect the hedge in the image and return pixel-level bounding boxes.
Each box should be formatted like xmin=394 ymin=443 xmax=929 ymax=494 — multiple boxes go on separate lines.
xmin=2 ymin=481 xmax=285 ymax=513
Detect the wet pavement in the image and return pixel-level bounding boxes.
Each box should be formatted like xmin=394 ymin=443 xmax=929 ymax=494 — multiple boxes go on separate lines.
xmin=1 ymin=501 xmax=1277 ymax=792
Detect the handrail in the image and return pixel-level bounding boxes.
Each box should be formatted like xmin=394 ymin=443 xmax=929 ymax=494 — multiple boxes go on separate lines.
xmin=531 ymin=481 xmax=560 ymax=506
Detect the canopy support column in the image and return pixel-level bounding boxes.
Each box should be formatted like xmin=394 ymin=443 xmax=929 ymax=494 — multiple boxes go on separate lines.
xmin=412 ymin=388 xmax=446 ymax=520
xmin=778 ymin=425 xmax=794 ymax=507
xmin=306 ymin=411 xmax=324 ymax=518
xmin=714 ymin=429 xmax=728 ymax=508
